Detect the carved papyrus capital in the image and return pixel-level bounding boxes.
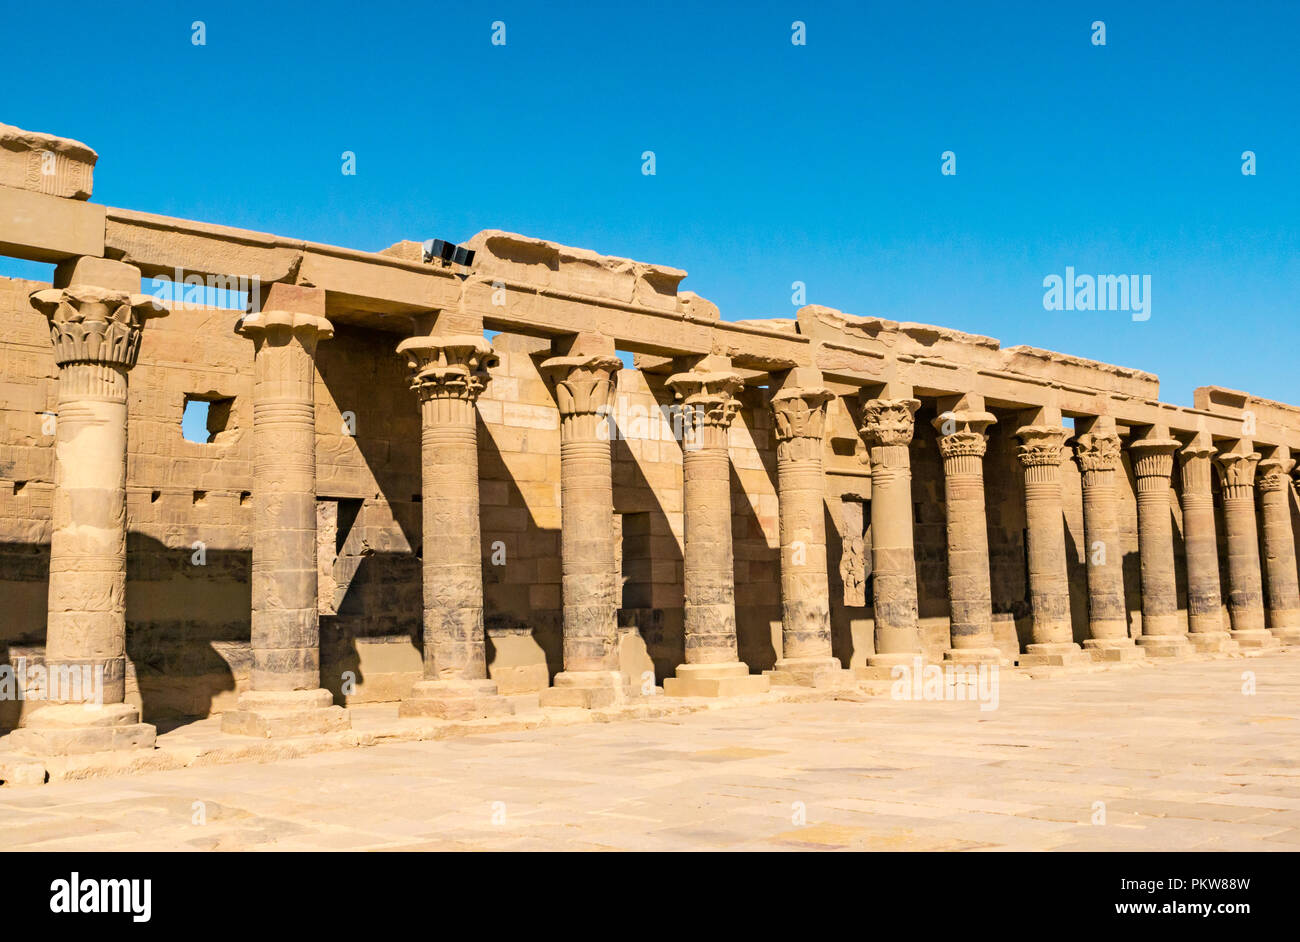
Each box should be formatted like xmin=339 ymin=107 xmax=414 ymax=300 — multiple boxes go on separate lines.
xmin=1129 ymin=438 xmax=1180 ymax=482
xmin=30 ymin=285 xmax=167 ymax=370
xmin=1074 ymin=430 xmax=1121 ymax=473
xmin=859 ymin=397 xmax=920 ymax=448
xmin=1015 ymin=425 xmax=1069 ymax=469
xmin=1257 ymin=456 xmax=1295 ymax=493
xmin=397 ymin=334 xmax=498 ymax=403
xmin=933 ymin=410 xmax=995 ymax=463
xmin=1216 ymin=450 xmax=1261 ymax=499
xmin=772 ymin=386 xmax=832 ymax=462
xmin=667 ymin=368 xmax=744 ymax=449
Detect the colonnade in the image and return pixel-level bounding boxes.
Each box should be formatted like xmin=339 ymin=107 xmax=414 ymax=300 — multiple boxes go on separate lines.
xmin=14 ymin=274 xmax=1300 ymax=751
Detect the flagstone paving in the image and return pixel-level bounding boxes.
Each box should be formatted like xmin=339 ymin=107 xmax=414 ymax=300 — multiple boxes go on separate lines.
xmin=2 ymin=652 xmax=1297 ymax=851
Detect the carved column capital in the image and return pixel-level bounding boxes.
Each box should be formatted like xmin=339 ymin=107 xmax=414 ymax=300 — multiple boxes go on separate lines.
xmin=1257 ymin=456 xmax=1295 ymax=493
xmin=1015 ymin=425 xmax=1069 ymax=469
xmin=542 ymin=352 xmax=621 ymax=417
xmin=1216 ymin=450 xmax=1261 ymax=499
xmin=30 ymin=285 xmax=167 ymax=370
xmin=772 ymin=385 xmax=832 ymax=462
xmin=859 ymin=397 xmax=920 ymax=448
xmin=397 ymin=334 xmax=498 ymax=403
xmin=1130 ymin=438 xmax=1180 ymax=485
xmin=933 ymin=410 xmax=995 ymax=463
xmin=667 ymin=368 xmax=744 ymax=449
xmin=1074 ymin=429 xmax=1121 ymax=473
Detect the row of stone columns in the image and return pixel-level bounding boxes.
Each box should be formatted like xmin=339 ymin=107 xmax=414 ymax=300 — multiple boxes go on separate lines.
xmin=17 ymin=262 xmax=1300 ymax=753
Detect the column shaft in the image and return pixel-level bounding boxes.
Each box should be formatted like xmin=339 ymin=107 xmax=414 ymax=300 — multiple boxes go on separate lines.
xmin=860 ymin=398 xmax=922 ymax=666
xmin=1075 ymin=429 xmax=1131 ymax=651
xmin=1016 ymin=425 xmax=1087 ymax=665
xmin=1258 ymin=458 xmax=1300 ymax=642
xmin=935 ymin=411 xmax=1001 ymax=663
xmin=1179 ymin=444 xmax=1233 ymax=650
xmin=1217 ymin=450 xmax=1275 ymax=647
xmin=1131 ymin=438 xmax=1187 ymax=654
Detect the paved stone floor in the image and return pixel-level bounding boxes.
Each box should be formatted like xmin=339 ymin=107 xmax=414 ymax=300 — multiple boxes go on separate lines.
xmin=2 ymin=652 xmax=1298 ymax=851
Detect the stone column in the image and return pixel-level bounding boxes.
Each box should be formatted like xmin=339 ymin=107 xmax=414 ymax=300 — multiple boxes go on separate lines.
xmin=395 ymin=331 xmax=514 ymax=718
xmin=1216 ymin=445 xmax=1279 ymax=648
xmin=1258 ymin=455 xmax=1300 ymax=644
xmin=933 ymin=405 xmax=1003 ymax=664
xmin=765 ymin=367 xmax=853 ymax=687
xmin=858 ymin=393 xmax=923 ymax=670
xmin=662 ymin=355 xmax=768 ymax=697
xmin=13 ymin=258 xmax=165 ymax=756
xmin=1178 ymin=439 xmax=1235 ymax=651
xmin=538 ymin=334 xmax=630 ymax=708
xmin=1130 ymin=431 xmax=1189 ymax=656
xmin=1015 ymin=423 xmax=1090 ymax=666
xmin=1074 ymin=420 xmax=1139 ymax=660
xmin=222 ymin=285 xmax=349 ymax=737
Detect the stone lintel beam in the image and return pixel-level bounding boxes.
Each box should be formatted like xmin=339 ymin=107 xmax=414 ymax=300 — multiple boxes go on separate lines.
xmin=0 ymin=185 xmax=106 ymax=262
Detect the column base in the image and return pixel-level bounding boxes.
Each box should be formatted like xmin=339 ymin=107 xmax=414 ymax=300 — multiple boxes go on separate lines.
xmin=1187 ymin=632 xmax=1240 ymax=653
xmin=665 ymin=662 xmax=770 ymax=698
xmin=399 ymin=679 xmax=515 ymax=720
xmin=1135 ymin=635 xmax=1193 ymax=658
xmin=221 ymin=689 xmax=350 ymax=738
xmin=855 ymin=652 xmax=936 ymax=681
xmin=1082 ymin=638 xmax=1146 ymax=662
xmin=1269 ymin=627 xmax=1300 ymax=645
xmin=8 ymin=703 xmax=155 ymax=756
xmin=538 ymin=670 xmax=632 ymax=709
xmin=1231 ymin=629 xmax=1282 ymax=650
xmin=1018 ymin=642 xmax=1092 ymax=668
xmin=943 ymin=646 xmax=1008 ymax=666
xmin=763 ymin=656 xmax=857 ymax=688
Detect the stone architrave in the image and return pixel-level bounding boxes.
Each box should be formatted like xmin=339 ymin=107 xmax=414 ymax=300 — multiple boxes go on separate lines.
xmin=10 ymin=258 xmax=166 ymax=756
xmin=764 ymin=367 xmax=854 ymax=687
xmin=1130 ymin=432 xmax=1190 ymax=657
xmin=1216 ymin=446 xmax=1280 ymax=649
xmin=221 ymin=285 xmax=350 ymax=737
xmin=662 ymin=355 xmax=768 ymax=697
xmin=1178 ymin=440 xmax=1236 ymax=652
xmin=1258 ymin=455 xmax=1300 ymax=644
xmin=1015 ymin=424 xmax=1090 ymax=667
xmin=537 ymin=334 xmax=633 ymax=708
xmin=933 ymin=407 xmax=1003 ymax=664
xmin=395 ymin=330 xmax=514 ymax=718
xmin=1074 ymin=420 xmax=1141 ymax=660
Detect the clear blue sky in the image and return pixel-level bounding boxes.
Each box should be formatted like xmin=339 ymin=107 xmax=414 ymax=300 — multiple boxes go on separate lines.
xmin=4 ymin=1 xmax=1297 ymax=407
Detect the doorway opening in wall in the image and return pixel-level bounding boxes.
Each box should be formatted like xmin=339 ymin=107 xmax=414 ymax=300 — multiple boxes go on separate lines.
xmin=182 ymin=394 xmax=235 ymax=443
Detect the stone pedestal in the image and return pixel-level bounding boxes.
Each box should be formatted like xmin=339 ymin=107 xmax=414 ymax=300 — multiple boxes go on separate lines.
xmin=1131 ymin=434 xmax=1190 ymax=657
xmin=859 ymin=395 xmax=925 ymax=669
xmin=394 ymin=331 xmax=513 ymax=720
xmin=1015 ymin=425 xmax=1091 ymax=667
xmin=1075 ymin=422 xmax=1143 ymax=661
xmin=663 ymin=357 xmax=769 ymax=698
xmin=764 ymin=368 xmax=855 ymax=688
xmin=538 ymin=335 xmax=630 ymax=708
xmin=1178 ymin=441 xmax=1237 ymax=652
xmin=934 ymin=407 xmax=1005 ymax=665
xmin=12 ymin=258 xmax=165 ymax=756
xmin=1258 ymin=457 xmax=1300 ymax=645
xmin=222 ymin=286 xmax=349 ymax=737
xmin=1217 ymin=447 xmax=1280 ymax=649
